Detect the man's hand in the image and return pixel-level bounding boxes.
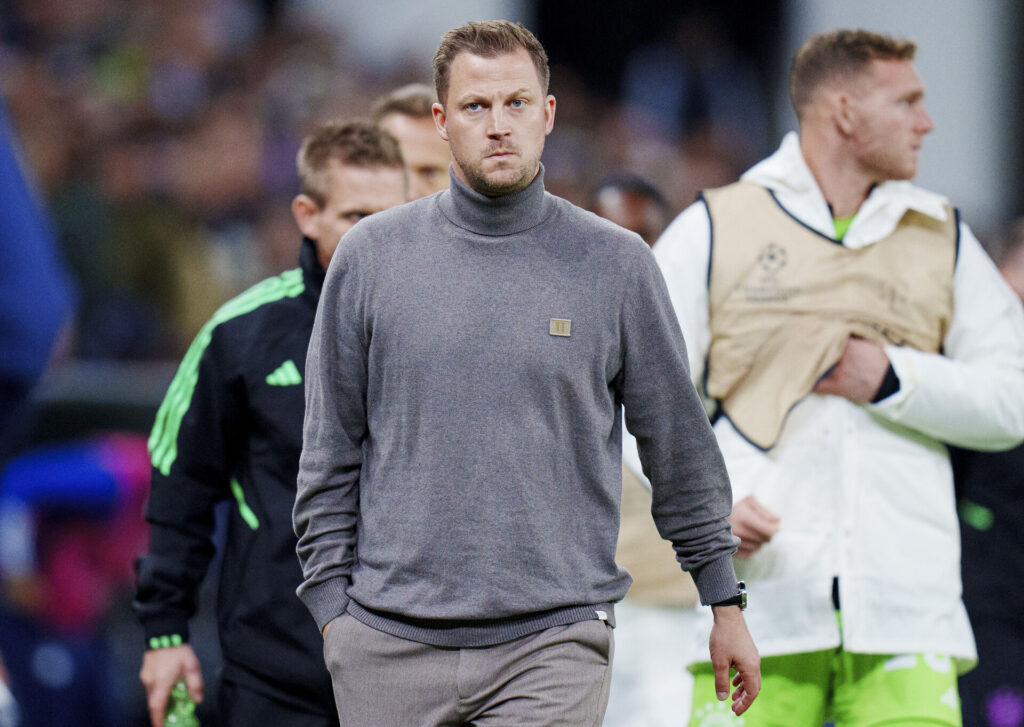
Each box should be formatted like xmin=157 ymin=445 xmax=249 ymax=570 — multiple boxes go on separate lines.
xmin=813 ymin=336 xmax=890 ymax=403
xmin=728 ymin=495 xmax=780 ymax=558
xmin=709 ymin=606 xmax=761 ymax=716
xmin=139 ymin=645 xmax=203 ymax=727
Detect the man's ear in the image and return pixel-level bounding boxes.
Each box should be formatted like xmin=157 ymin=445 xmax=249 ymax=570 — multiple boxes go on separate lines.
xmin=543 ymin=95 xmax=556 ymax=136
xmin=835 ymin=93 xmax=856 ymax=137
xmin=432 ymin=102 xmax=449 ymax=142
xmin=291 ymin=195 xmax=320 ymax=238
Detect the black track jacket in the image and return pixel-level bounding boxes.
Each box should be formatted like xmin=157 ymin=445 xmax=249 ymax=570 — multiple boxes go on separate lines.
xmin=134 ymin=238 xmax=334 ymax=715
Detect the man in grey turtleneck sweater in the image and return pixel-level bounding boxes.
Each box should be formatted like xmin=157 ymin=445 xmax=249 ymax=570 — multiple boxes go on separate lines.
xmin=294 ymin=20 xmax=760 ymax=727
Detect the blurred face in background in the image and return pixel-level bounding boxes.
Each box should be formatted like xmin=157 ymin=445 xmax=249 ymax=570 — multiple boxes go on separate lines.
xmin=291 ymin=161 xmax=407 ymax=269
xmin=378 ymin=112 xmax=451 ymax=199
xmin=433 ymin=48 xmax=555 ymax=197
xmin=593 ymin=188 xmax=669 ymax=247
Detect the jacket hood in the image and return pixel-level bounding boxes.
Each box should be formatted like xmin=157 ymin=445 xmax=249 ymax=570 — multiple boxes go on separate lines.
xmin=740 ymin=132 xmax=951 ymax=247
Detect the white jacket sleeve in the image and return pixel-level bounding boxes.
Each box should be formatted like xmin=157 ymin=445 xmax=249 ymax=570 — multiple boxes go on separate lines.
xmin=652 ymin=201 xmax=713 ymax=387
xmin=868 ymin=222 xmax=1024 ymax=450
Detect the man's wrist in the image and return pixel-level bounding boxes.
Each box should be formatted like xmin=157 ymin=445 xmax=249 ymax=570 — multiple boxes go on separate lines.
xmin=710 ymin=581 xmax=746 ymax=610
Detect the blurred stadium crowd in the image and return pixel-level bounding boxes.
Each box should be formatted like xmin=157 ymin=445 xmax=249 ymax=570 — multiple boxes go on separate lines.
xmin=0 ymin=0 xmax=770 ymax=361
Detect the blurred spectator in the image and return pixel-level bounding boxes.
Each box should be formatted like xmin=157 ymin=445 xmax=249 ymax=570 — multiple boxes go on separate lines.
xmin=371 ymin=83 xmax=451 ymax=199
xmin=0 ymin=433 xmax=150 ymax=727
xmin=952 ymin=217 xmax=1024 ymax=727
xmin=620 ymin=9 xmax=769 ymax=162
xmin=589 ymin=172 xmax=671 ymax=246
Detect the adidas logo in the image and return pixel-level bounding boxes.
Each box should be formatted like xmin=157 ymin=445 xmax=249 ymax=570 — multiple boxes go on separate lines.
xmin=266 ymin=360 xmax=302 ymax=386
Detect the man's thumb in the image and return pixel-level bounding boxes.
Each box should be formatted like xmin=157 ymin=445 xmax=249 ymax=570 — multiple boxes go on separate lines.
xmin=713 ymin=659 xmax=730 ymax=701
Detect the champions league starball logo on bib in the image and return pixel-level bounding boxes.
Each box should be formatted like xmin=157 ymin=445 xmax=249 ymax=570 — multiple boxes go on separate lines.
xmin=741 ymin=242 xmax=798 ymax=303
xmin=756 ymin=242 xmax=787 ymax=280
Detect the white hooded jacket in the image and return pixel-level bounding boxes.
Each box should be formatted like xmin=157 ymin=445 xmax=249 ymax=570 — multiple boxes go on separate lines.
xmin=650 ymin=132 xmax=1024 ymax=670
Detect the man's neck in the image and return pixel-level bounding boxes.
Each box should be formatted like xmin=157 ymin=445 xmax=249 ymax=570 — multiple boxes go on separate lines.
xmin=800 ymin=132 xmax=875 ymax=219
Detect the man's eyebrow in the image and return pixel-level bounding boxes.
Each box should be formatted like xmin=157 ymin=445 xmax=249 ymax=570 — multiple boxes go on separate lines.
xmin=456 ymin=87 xmax=535 ymax=104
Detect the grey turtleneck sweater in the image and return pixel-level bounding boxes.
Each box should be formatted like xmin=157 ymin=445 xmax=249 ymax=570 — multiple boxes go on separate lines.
xmin=294 ymin=167 xmax=738 ymax=647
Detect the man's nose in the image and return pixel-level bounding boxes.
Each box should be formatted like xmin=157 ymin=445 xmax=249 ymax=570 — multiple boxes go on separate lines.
xmin=917 ymin=106 xmax=935 ymax=134
xmin=487 ymin=107 xmax=511 ymax=136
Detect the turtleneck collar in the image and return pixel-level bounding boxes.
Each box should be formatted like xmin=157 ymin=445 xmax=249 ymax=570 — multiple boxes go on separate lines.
xmin=438 ymin=163 xmax=554 ymax=237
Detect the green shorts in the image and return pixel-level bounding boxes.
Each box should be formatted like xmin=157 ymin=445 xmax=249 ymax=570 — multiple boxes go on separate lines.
xmin=688 ymin=648 xmax=961 ymax=727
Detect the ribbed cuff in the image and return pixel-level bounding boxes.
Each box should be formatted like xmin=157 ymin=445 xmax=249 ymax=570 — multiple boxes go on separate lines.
xmin=347 ymin=600 xmax=615 ymax=647
xmin=298 ymin=576 xmax=350 ymax=632
xmin=691 ymin=554 xmax=739 ymax=606
xmin=871 ymin=363 xmax=901 ymax=403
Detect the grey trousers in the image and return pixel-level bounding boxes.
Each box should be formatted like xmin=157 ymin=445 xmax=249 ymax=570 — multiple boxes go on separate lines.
xmin=323 ymin=613 xmax=614 ymax=726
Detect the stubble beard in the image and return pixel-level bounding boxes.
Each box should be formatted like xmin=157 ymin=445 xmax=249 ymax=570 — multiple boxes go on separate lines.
xmin=457 ymin=150 xmax=540 ymax=197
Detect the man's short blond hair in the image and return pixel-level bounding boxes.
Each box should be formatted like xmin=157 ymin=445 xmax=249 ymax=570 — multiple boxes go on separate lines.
xmin=790 ymin=29 xmax=917 ymax=118
xmin=296 ymin=121 xmax=403 ymax=207
xmin=371 ymin=84 xmax=437 ymax=122
xmin=433 ymin=20 xmax=549 ymax=105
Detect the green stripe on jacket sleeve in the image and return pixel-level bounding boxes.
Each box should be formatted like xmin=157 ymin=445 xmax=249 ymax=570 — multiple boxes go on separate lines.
xmin=148 ymin=269 xmax=305 ymax=475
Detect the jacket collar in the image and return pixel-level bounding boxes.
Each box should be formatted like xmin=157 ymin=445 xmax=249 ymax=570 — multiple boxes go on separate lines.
xmin=742 ymin=132 xmax=951 ymax=248
xmin=299 ymin=236 xmax=326 ymax=300
xmin=438 ymin=164 xmax=554 ymax=237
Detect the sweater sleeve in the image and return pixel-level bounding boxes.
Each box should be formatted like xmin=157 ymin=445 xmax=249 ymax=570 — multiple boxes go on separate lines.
xmin=293 ymin=245 xmax=367 ymax=630
xmin=867 ymin=222 xmax=1024 ymax=450
xmin=618 ymin=245 xmax=739 ymax=605
xmin=133 ymin=328 xmax=243 ymax=643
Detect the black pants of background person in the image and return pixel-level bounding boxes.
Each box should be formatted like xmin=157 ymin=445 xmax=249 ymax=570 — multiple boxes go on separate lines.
xmin=219 ymin=679 xmax=339 ymax=727
xmin=958 ymin=617 xmax=1024 ymax=727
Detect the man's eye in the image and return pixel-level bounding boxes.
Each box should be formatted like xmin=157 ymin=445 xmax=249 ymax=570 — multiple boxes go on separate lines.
xmin=466 ymin=103 xmax=481 ymax=111
xmin=510 ymin=99 xmax=524 ymax=108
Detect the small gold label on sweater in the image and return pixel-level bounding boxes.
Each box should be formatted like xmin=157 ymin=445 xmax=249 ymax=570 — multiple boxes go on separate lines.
xmin=549 ymin=318 xmax=571 ymax=337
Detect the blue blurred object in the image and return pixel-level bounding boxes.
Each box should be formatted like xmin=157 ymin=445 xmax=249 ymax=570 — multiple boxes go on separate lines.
xmin=0 ymin=98 xmax=74 ymax=450
xmin=0 ymin=442 xmax=118 ymax=515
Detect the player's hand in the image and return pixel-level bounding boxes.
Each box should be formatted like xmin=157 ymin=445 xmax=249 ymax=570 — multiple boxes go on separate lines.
xmin=813 ymin=336 xmax=890 ymax=403
xmin=709 ymin=605 xmax=761 ymax=716
xmin=728 ymin=495 xmax=780 ymax=558
xmin=139 ymin=645 xmax=203 ymax=727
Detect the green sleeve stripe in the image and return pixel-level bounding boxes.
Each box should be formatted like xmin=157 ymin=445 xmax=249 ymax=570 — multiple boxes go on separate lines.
xmin=148 ymin=634 xmax=184 ymax=649
xmin=149 ymin=269 xmax=305 ymax=475
xmin=230 ymin=478 xmax=260 ymax=530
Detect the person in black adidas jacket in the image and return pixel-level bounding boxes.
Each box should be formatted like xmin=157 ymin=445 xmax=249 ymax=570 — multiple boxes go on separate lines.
xmin=133 ymin=121 xmax=407 ymax=727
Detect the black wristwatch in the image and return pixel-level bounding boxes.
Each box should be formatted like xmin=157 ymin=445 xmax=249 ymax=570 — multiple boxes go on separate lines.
xmin=711 ymin=581 xmax=747 ymax=610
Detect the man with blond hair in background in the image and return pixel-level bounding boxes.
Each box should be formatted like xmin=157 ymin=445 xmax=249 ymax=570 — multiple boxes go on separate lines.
xmin=373 ymin=83 xmax=452 ymax=200
xmin=134 ymin=121 xmax=406 ymax=727
xmin=295 ymin=19 xmax=759 ymax=727
xmin=654 ymin=29 xmax=1024 ymax=726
